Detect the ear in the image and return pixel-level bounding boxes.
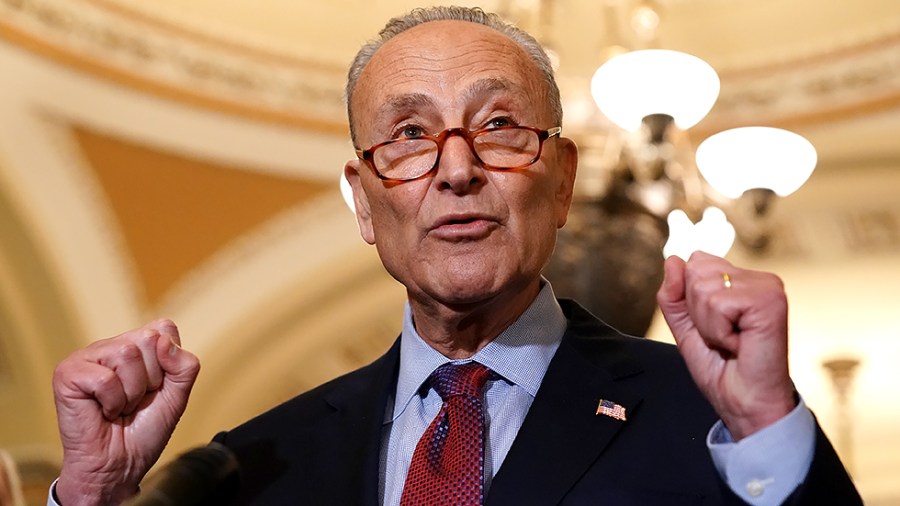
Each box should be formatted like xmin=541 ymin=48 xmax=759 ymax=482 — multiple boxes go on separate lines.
xmin=553 ymin=137 xmax=578 ymax=228
xmin=344 ymin=159 xmax=376 ymax=245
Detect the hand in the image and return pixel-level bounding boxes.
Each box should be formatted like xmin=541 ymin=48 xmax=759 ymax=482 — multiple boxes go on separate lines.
xmin=52 ymin=320 xmax=200 ymax=505
xmin=656 ymin=252 xmax=796 ymax=440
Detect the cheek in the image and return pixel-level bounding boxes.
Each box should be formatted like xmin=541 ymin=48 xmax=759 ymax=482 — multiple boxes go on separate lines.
xmin=501 ymin=178 xmax=560 ymax=251
xmin=367 ymin=183 xmax=426 ymax=240
xmin=512 ymin=176 xmax=560 ymax=223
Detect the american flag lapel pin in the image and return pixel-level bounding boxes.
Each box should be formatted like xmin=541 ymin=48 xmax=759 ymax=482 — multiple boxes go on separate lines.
xmin=596 ymin=399 xmax=627 ymax=421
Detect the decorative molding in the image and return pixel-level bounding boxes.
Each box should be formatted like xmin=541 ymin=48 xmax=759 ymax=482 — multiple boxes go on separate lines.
xmin=3 ymin=0 xmax=900 ymax=134
xmin=0 ymin=0 xmax=348 ymax=130
xmin=761 ymin=166 xmax=900 ymax=260
xmin=701 ymin=30 xmax=900 ymax=131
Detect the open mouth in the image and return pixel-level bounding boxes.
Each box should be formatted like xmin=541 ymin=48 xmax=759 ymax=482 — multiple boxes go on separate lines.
xmin=430 ymin=215 xmax=495 ymax=239
xmin=448 ymin=217 xmax=480 ymax=225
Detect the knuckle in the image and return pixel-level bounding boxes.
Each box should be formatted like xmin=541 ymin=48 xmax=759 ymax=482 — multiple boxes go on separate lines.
xmin=768 ymin=274 xmax=785 ymax=291
xmin=133 ymin=329 xmax=159 ymax=348
xmin=111 ymin=341 xmax=143 ymax=363
xmin=156 ymin=318 xmax=180 ymax=337
xmin=94 ymin=367 xmax=119 ymax=389
xmin=183 ymin=354 xmax=201 ymax=376
xmin=52 ymin=361 xmax=73 ymax=387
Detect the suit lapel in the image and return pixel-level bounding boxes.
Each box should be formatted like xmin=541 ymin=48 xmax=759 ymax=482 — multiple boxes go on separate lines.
xmin=486 ymin=301 xmax=645 ymax=505
xmin=316 ymin=338 xmax=401 ymax=506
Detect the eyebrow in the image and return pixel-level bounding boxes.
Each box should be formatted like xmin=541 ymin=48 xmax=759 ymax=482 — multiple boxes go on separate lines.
xmin=377 ymin=77 xmax=521 ymax=118
xmin=377 ymin=93 xmax=434 ymax=118
xmin=462 ymin=77 xmax=519 ymax=103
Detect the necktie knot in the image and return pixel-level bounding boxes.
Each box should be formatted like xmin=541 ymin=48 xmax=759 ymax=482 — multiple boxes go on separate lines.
xmin=430 ymin=362 xmax=491 ymax=401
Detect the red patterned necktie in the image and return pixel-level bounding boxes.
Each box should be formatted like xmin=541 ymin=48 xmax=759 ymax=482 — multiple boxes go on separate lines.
xmin=400 ymin=362 xmax=492 ymax=506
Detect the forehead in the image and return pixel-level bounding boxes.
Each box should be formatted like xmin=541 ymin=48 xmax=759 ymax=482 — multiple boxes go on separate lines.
xmin=352 ymin=20 xmax=548 ymax=136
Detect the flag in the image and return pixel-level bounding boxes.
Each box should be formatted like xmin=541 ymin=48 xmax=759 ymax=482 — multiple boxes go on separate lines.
xmin=596 ymin=399 xmax=627 ymax=421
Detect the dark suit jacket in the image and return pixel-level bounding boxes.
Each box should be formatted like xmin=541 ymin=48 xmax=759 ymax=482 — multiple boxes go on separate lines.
xmin=214 ymin=300 xmax=861 ymax=505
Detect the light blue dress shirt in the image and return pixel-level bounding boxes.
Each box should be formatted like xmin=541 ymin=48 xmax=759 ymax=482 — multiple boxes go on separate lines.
xmin=378 ymin=281 xmax=815 ymax=506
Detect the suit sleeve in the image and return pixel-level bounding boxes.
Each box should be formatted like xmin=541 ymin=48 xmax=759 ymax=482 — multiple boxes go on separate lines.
xmin=782 ymin=423 xmax=863 ymax=505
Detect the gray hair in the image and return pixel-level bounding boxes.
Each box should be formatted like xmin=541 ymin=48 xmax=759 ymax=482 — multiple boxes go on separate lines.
xmin=345 ymin=6 xmax=563 ymax=147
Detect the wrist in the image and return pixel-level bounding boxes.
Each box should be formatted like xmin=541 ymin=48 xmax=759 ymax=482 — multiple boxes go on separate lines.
xmin=724 ymin=389 xmax=797 ymax=441
xmin=56 ymin=473 xmax=139 ymax=506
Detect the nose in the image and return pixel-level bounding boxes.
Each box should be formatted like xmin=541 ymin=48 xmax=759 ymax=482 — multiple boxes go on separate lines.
xmin=435 ymin=130 xmax=486 ymax=194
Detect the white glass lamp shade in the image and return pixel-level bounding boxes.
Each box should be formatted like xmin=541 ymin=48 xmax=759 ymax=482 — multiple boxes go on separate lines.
xmin=663 ymin=207 xmax=736 ymax=260
xmin=695 ymin=127 xmax=817 ymax=198
xmin=590 ymin=49 xmax=720 ymax=131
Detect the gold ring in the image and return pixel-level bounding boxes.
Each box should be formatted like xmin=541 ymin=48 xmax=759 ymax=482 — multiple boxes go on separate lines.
xmin=722 ymin=272 xmax=732 ymax=289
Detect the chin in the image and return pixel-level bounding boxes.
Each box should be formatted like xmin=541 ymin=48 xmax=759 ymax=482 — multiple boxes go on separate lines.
xmin=432 ymin=265 xmax=536 ymax=307
xmin=438 ymin=278 xmax=502 ymax=305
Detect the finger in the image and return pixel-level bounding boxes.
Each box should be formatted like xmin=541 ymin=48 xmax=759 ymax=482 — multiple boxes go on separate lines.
xmin=682 ymin=264 xmax=741 ymax=351
xmin=121 ymin=325 xmax=168 ymax=391
xmin=61 ymin=360 xmax=129 ymax=421
xmin=695 ymin=290 xmax=742 ymax=357
xmin=154 ymin=323 xmax=201 ymax=403
xmin=83 ymin=338 xmax=153 ymax=416
xmin=149 ymin=318 xmax=182 ymax=347
xmin=656 ymin=256 xmax=696 ymax=339
xmin=657 ymin=255 xmax=686 ymax=307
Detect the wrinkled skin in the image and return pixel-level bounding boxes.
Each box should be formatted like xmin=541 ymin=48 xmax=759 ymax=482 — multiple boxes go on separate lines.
xmin=53 ymin=320 xmax=200 ymax=505
xmin=344 ymin=21 xmax=577 ymax=358
xmin=657 ymin=252 xmax=795 ymax=439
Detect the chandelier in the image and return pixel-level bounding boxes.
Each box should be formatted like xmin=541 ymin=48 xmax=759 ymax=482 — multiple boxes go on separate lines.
xmin=495 ymin=0 xmax=819 ymax=334
xmin=587 ymin=48 xmax=817 ymax=258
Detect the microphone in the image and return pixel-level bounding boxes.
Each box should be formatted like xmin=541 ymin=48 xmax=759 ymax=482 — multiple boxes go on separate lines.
xmin=124 ymin=443 xmax=239 ymax=506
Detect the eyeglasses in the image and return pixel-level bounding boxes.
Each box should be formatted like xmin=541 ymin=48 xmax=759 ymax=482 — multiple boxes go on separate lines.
xmin=356 ymin=125 xmax=562 ymax=182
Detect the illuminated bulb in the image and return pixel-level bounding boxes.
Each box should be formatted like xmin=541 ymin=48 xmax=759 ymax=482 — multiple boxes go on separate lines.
xmin=663 ymin=207 xmax=735 ymax=260
xmin=695 ymin=127 xmax=817 ymax=198
xmin=591 ymin=49 xmax=720 ymax=131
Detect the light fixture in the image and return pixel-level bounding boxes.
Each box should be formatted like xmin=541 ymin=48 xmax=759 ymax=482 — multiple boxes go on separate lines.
xmin=490 ymin=0 xmax=819 ymax=258
xmin=540 ymin=0 xmax=818 ymax=260
xmin=590 ymin=49 xmax=720 ymax=132
xmin=586 ymin=48 xmax=816 ymax=258
xmin=663 ymin=207 xmax=735 ymax=260
xmin=696 ymin=126 xmax=818 ymax=199
xmin=500 ymin=0 xmax=821 ymax=333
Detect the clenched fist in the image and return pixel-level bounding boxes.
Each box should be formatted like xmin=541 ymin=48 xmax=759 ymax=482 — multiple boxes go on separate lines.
xmin=657 ymin=252 xmax=796 ymax=440
xmin=53 ymin=319 xmax=200 ymax=506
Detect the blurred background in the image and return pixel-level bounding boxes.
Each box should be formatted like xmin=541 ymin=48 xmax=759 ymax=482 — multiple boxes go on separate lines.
xmin=0 ymin=0 xmax=898 ymax=504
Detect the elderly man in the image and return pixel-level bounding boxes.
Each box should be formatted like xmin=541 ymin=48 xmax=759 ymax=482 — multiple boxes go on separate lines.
xmin=50 ymin=6 xmax=860 ymax=506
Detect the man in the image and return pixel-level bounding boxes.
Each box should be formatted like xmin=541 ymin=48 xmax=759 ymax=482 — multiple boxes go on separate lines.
xmin=50 ymin=6 xmax=861 ymax=506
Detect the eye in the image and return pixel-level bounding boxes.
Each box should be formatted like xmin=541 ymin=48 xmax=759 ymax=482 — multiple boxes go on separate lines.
xmin=395 ymin=124 xmax=427 ymax=139
xmin=485 ymin=117 xmax=514 ymax=129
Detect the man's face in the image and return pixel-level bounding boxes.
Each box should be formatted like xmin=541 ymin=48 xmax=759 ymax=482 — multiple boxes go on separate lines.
xmin=344 ymin=20 xmax=577 ymax=312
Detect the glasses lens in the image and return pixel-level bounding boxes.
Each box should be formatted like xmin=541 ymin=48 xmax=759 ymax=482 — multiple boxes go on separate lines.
xmin=474 ymin=128 xmax=540 ymax=168
xmin=374 ymin=139 xmax=438 ymax=180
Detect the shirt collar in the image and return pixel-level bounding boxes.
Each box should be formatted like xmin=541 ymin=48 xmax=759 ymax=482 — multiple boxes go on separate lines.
xmin=391 ymin=280 xmax=566 ymax=422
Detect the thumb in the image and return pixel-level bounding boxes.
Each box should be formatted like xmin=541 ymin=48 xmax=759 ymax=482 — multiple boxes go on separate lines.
xmin=656 ymin=256 xmax=693 ymax=338
xmin=153 ymin=321 xmax=201 ymax=392
xmin=657 ymin=255 xmax=686 ymax=311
